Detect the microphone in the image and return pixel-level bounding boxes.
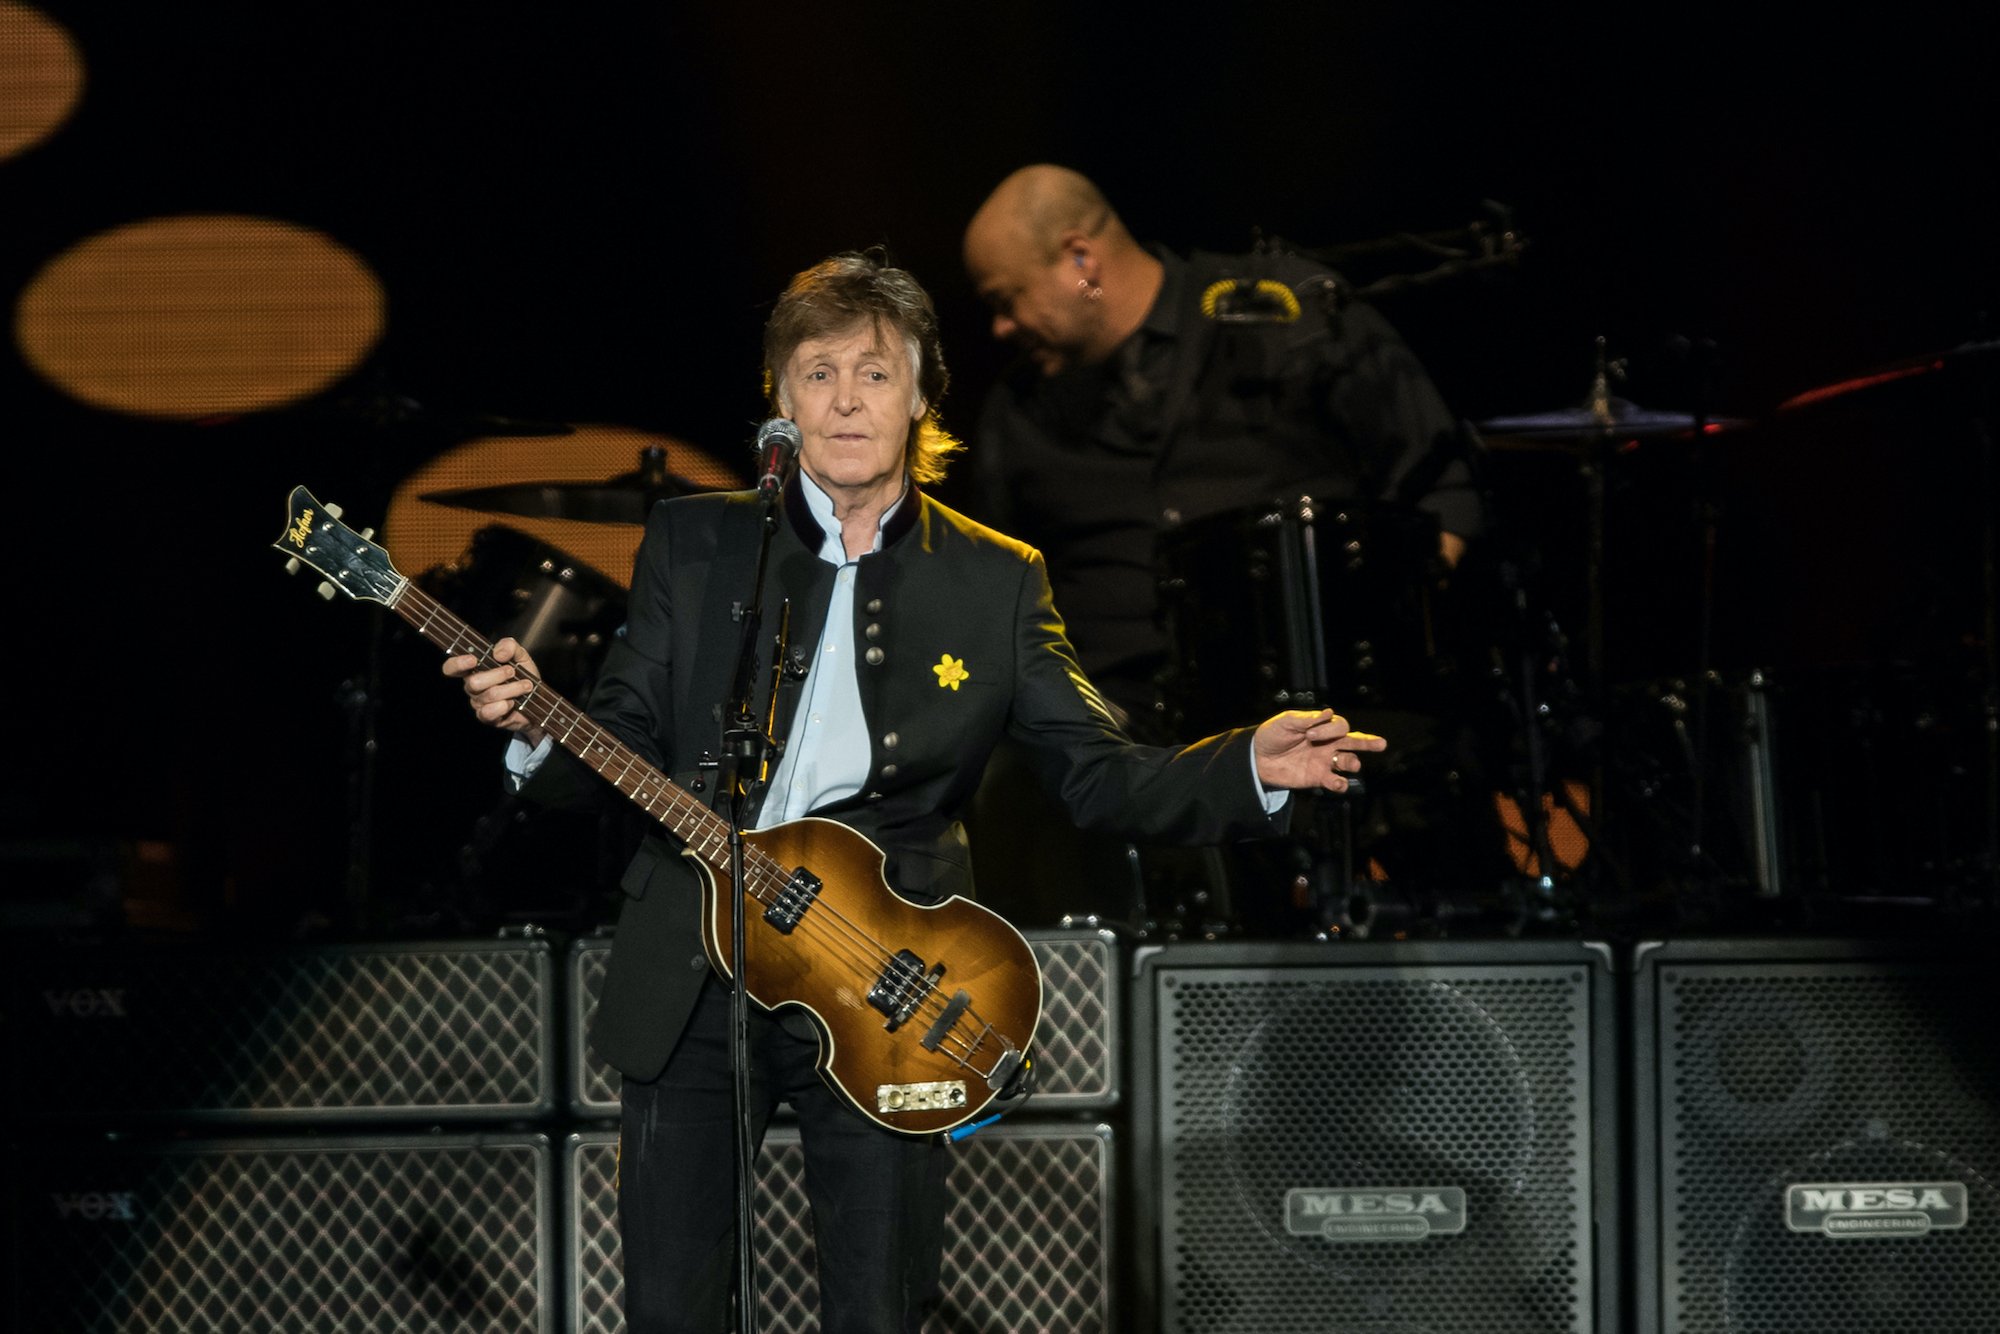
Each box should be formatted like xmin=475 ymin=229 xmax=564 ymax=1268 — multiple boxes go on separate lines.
xmin=753 ymin=417 xmax=802 ymax=500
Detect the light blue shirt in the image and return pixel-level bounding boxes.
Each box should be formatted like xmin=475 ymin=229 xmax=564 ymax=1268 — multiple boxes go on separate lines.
xmin=760 ymin=471 xmax=903 ymax=822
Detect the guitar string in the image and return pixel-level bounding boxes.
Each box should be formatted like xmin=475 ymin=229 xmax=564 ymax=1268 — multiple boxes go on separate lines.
xmin=398 ymin=585 xmax=1015 ymax=1076
xmin=301 ymin=515 xmax=1013 ymax=1088
xmin=476 ymin=648 xmax=1004 ymax=1068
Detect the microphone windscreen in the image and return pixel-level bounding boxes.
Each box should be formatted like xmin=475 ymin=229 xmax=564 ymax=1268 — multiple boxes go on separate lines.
xmin=755 ymin=417 xmax=802 ymax=457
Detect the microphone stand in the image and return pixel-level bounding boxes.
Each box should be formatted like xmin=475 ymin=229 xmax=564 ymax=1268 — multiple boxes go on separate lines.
xmin=718 ymin=477 xmax=787 ymax=1334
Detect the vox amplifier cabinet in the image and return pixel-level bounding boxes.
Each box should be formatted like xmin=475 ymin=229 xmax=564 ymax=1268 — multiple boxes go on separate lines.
xmin=1131 ymin=939 xmax=1619 ymax=1334
xmin=6 ymin=937 xmax=556 ymax=1124
xmin=564 ymin=1119 xmax=1117 ymax=1333
xmin=7 ymin=1131 xmax=552 ymax=1332
xmin=1633 ymin=936 xmax=2000 ymax=1333
xmin=565 ymin=927 xmax=1122 ymax=1118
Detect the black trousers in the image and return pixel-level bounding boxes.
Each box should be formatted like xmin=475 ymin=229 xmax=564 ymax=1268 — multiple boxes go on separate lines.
xmin=618 ymin=973 xmax=951 ymax=1334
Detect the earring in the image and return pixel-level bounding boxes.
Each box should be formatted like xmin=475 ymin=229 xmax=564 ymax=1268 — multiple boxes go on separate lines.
xmin=1077 ymin=278 xmax=1103 ymax=302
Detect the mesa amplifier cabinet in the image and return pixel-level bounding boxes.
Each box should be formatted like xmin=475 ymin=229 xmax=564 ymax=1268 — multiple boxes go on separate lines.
xmin=565 ymin=1119 xmax=1117 ymax=1333
xmin=566 ymin=927 xmax=1123 ymax=1117
xmin=1132 ymin=940 xmax=1618 ymax=1334
xmin=6 ymin=1131 xmax=552 ymax=1333
xmin=1633 ymin=936 xmax=2000 ymax=1333
xmin=6 ymin=937 xmax=556 ymax=1124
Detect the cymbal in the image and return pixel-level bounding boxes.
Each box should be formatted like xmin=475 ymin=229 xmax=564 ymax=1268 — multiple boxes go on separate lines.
xmin=422 ymin=471 xmax=693 ymax=525
xmin=1478 ymin=395 xmax=1746 ymax=449
xmin=1778 ymin=338 xmax=2000 ymax=412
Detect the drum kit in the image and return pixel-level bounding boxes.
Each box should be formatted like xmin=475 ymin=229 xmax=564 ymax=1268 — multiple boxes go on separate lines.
xmin=1148 ymin=333 xmax=1999 ymax=941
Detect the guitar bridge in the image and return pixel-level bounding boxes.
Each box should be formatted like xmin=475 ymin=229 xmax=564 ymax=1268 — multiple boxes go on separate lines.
xmin=867 ymin=951 xmax=944 ymax=1032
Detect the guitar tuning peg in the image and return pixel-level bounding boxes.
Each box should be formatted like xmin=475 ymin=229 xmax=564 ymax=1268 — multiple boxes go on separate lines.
xmin=316 ymin=581 xmax=339 ymax=600
xmin=359 ymin=527 xmax=376 ymax=541
xmin=325 ymin=502 xmax=344 ymax=520
xmin=284 ymin=556 xmax=302 ymax=576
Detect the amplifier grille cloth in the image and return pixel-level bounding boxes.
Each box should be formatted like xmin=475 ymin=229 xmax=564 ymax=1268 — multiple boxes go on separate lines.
xmin=567 ymin=1122 xmax=1113 ymax=1333
xmin=1155 ymin=965 xmax=1595 ymax=1333
xmin=1660 ymin=963 xmax=2000 ymax=1332
xmin=12 ymin=1134 xmax=550 ymax=1333
xmin=11 ymin=942 xmax=551 ymax=1119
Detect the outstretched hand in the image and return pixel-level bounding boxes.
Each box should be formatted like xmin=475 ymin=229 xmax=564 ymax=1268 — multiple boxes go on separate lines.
xmin=1252 ymin=709 xmax=1386 ymax=794
xmin=442 ymin=636 xmax=548 ymax=747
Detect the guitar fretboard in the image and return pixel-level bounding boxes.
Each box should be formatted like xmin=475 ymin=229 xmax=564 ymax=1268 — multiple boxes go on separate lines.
xmin=387 ymin=579 xmax=780 ymax=900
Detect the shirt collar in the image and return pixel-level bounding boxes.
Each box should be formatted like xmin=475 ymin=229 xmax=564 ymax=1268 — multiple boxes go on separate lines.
xmin=786 ymin=468 xmax=912 ymax=564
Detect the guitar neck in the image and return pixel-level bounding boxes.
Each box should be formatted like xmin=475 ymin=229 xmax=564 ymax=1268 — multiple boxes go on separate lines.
xmin=386 ymin=580 xmax=737 ymax=870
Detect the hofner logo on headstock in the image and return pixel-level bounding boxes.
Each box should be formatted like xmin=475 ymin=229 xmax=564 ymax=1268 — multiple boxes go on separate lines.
xmin=1786 ymin=1183 xmax=1968 ymax=1238
xmin=286 ymin=510 xmax=314 ymax=547
xmin=1285 ymin=1187 xmax=1467 ymax=1242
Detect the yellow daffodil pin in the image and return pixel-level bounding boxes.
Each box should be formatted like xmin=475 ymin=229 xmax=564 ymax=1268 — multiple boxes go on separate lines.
xmin=933 ymin=654 xmax=969 ymax=691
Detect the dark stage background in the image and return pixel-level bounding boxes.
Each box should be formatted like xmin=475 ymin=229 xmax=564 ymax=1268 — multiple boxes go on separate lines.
xmin=6 ymin=2 xmax=1998 ymax=943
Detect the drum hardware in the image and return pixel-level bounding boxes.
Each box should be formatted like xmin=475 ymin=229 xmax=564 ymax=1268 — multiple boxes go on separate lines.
xmin=1277 ymin=199 xmax=1532 ymax=304
xmin=1775 ymin=336 xmax=2000 ymax=412
xmin=419 ymin=443 xmax=695 ymax=524
xmin=1157 ymin=496 xmax=1524 ymax=936
xmin=1475 ymin=336 xmax=1747 ymax=922
xmin=417 ymin=525 xmax=626 ymax=699
xmin=1740 ymin=331 xmax=1999 ymax=914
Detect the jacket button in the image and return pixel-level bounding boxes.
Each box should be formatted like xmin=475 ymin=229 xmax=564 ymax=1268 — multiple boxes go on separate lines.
xmin=881 ymin=763 xmax=899 ymax=778
xmin=689 ymin=954 xmax=706 ymax=970
xmin=866 ymin=790 xmax=883 ymax=801
xmin=866 ymin=599 xmax=883 ymax=614
xmin=865 ymin=623 xmax=881 ymax=641
xmin=865 ymin=647 xmax=885 ymax=666
xmin=882 ymin=731 xmax=899 ymax=749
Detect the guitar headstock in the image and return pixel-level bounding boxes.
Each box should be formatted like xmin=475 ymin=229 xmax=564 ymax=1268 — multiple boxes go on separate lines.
xmin=274 ymin=484 xmax=406 ymax=606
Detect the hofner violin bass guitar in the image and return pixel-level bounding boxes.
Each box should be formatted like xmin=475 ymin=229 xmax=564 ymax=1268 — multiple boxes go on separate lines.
xmin=276 ymin=485 xmax=1041 ymax=1135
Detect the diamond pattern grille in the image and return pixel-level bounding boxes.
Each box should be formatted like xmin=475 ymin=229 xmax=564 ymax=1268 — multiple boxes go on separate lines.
xmin=10 ymin=941 xmax=553 ymax=1121
xmin=567 ymin=1121 xmax=1113 ymax=1332
xmin=1149 ymin=961 xmax=1597 ymax=1333
xmin=10 ymin=1134 xmax=550 ymax=1332
xmin=1656 ymin=961 xmax=2000 ymax=1333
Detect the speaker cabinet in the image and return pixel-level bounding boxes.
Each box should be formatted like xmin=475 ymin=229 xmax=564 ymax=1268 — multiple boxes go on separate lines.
xmin=565 ymin=928 xmax=1123 ymax=1117
xmin=1633 ymin=936 xmax=2000 ymax=1333
xmin=5 ymin=938 xmax=555 ymax=1123
xmin=7 ymin=1132 xmax=552 ymax=1333
xmin=1131 ymin=940 xmax=1618 ymax=1333
xmin=565 ymin=1120 xmax=1117 ymax=1333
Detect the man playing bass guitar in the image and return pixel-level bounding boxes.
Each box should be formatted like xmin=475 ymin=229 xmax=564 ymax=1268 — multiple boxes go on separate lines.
xmin=445 ymin=249 xmax=1383 ymax=1334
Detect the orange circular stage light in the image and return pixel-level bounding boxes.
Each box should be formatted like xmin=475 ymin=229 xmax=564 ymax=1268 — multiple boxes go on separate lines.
xmin=0 ymin=3 xmax=84 ymax=162
xmin=15 ymin=213 xmax=385 ymax=419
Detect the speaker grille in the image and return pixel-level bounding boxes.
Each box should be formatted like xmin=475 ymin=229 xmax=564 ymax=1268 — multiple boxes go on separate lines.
xmin=1653 ymin=956 xmax=2000 ymax=1332
xmin=567 ymin=929 xmax=1120 ymax=1117
xmin=566 ymin=1121 xmax=1115 ymax=1333
xmin=9 ymin=1133 xmax=551 ymax=1333
xmin=1024 ymin=929 xmax=1122 ymax=1111
xmin=8 ymin=939 xmax=554 ymax=1121
xmin=1140 ymin=946 xmax=1605 ymax=1333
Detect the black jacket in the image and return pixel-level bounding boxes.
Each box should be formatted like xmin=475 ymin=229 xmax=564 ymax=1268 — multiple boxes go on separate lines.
xmin=526 ymin=477 xmax=1285 ymax=1080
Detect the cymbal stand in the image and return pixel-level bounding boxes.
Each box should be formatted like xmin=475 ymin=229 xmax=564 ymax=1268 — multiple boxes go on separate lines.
xmin=1482 ymin=546 xmax=1567 ymax=923
xmin=1575 ymin=340 xmax=1620 ymax=893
